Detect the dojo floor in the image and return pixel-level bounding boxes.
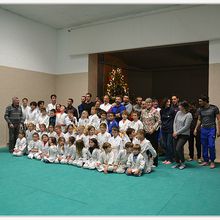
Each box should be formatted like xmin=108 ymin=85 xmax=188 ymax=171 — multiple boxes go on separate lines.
xmin=0 ymin=146 xmax=220 ymax=216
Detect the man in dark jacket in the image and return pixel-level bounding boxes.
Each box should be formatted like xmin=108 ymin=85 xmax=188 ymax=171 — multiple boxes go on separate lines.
xmin=4 ymin=97 xmax=24 ymax=153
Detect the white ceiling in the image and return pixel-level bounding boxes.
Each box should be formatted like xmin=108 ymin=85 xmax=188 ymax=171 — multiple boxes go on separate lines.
xmin=0 ymin=4 xmax=183 ymax=29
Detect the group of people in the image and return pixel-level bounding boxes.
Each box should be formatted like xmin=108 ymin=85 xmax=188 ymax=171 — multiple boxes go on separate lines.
xmin=4 ymin=92 xmax=220 ymax=176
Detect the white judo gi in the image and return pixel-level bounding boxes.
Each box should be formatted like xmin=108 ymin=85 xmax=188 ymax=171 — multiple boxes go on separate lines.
xmin=13 ymin=137 xmax=27 ymax=156
xmin=108 ymin=135 xmax=123 ymax=162
xmin=27 ymin=140 xmax=41 ymax=159
xmin=35 ymin=141 xmax=49 ymax=160
xmin=60 ymin=144 xmax=76 ymax=164
xmin=126 ymin=153 xmax=146 ymax=175
xmin=72 ymin=148 xmax=89 ymax=167
xmin=133 ymin=138 xmax=157 ymax=173
xmin=114 ymin=149 xmax=131 ymax=173
xmin=43 ymin=145 xmax=58 ymax=163
xmin=83 ymin=148 xmax=101 ymax=169
xmin=97 ymin=132 xmax=111 ymax=150
xmin=96 ymin=151 xmax=114 ymax=172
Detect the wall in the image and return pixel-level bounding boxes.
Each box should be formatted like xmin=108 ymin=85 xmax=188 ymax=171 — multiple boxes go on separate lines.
xmin=57 ymin=5 xmax=220 ymax=59
xmin=0 ymin=66 xmax=55 ymax=146
xmin=0 ymin=65 xmax=88 ymax=146
xmin=0 ymin=8 xmax=57 ymax=73
xmin=56 ymin=30 xmax=88 ymax=74
xmin=209 ymin=63 xmax=220 ymax=161
xmin=55 ymin=72 xmax=88 ymax=108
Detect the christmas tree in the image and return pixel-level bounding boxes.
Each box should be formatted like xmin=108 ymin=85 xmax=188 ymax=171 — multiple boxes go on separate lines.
xmin=106 ymin=68 xmax=129 ymax=100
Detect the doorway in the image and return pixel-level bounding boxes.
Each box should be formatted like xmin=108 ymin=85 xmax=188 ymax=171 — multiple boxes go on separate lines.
xmin=95 ymin=41 xmax=209 ymax=103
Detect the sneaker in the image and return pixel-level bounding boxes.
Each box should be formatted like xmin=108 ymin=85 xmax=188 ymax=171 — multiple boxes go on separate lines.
xmin=197 ymin=158 xmax=202 ymax=163
xmin=172 ymin=164 xmax=180 ymax=168
xmin=210 ymin=162 xmax=215 ymax=169
xmin=162 ymin=160 xmax=167 ymax=164
xmin=165 ymin=161 xmax=172 ymax=164
xmin=187 ymin=158 xmax=193 ymax=161
xmin=200 ymin=162 xmax=209 ymax=166
xmin=179 ymin=164 xmax=186 ymax=170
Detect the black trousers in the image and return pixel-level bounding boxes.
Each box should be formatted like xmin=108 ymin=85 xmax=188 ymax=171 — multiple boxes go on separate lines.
xmin=188 ymin=131 xmax=201 ymax=159
xmin=174 ymin=134 xmax=189 ymax=163
xmin=145 ymin=131 xmax=158 ymax=166
xmin=8 ymin=124 xmax=20 ymax=153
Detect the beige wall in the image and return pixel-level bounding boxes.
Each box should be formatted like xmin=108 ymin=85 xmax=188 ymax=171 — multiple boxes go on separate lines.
xmin=55 ymin=72 xmax=88 ymax=108
xmin=0 ymin=66 xmax=88 ymax=146
xmin=209 ymin=64 xmax=220 ymax=161
xmin=0 ymin=66 xmax=55 ymax=146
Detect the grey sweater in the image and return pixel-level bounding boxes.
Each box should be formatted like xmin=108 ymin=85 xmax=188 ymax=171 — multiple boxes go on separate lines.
xmin=173 ymin=111 xmax=193 ymax=136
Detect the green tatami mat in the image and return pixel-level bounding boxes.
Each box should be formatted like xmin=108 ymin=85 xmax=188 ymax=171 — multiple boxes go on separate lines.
xmin=0 ymin=146 xmax=220 ymax=216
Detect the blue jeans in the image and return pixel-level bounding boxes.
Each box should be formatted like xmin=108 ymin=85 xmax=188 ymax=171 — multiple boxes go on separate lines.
xmin=200 ymin=127 xmax=216 ymax=162
xmin=162 ymin=132 xmax=174 ymax=162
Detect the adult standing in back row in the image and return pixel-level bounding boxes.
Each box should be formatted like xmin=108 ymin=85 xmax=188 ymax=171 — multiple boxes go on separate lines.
xmin=82 ymin=93 xmax=95 ymax=115
xmin=172 ymin=101 xmax=193 ymax=170
xmin=141 ymin=98 xmax=161 ymax=166
xmin=4 ymin=97 xmax=24 ymax=153
xmin=194 ymin=95 xmax=220 ymax=169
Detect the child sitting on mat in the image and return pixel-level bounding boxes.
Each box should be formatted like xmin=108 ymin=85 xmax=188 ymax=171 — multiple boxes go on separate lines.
xmin=13 ymin=130 xmax=27 ymax=156
xmin=126 ymin=144 xmax=145 ymax=177
xmin=96 ymin=142 xmax=114 ymax=174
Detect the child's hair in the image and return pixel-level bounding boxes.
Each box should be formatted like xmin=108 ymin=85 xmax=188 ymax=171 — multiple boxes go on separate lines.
xmin=89 ymin=138 xmax=99 ymax=149
xmin=60 ymin=105 xmax=66 ymax=111
xmin=58 ymin=137 xmax=66 ymax=151
xmin=19 ymin=130 xmax=25 ymax=137
xmin=38 ymin=100 xmax=44 ymax=107
xmin=122 ymin=110 xmax=129 ymax=116
xmin=137 ymin=129 xmax=146 ymax=137
xmin=87 ymin=125 xmax=95 ymax=132
xmin=112 ymin=127 xmax=119 ymax=133
xmin=67 ymin=109 xmax=74 ymax=115
xmin=22 ymin=97 xmax=28 ymax=102
xmin=41 ymin=133 xmax=49 ymax=140
xmin=58 ymin=136 xmax=65 ymax=144
xmin=91 ymin=106 xmax=97 ymax=112
xmin=67 ymin=124 xmax=74 ymax=131
xmin=40 ymin=107 xmax=46 ymax=112
xmin=40 ymin=124 xmax=46 ymax=129
xmin=100 ymin=123 xmax=107 ymax=129
xmin=85 ymin=125 xmax=95 ymax=136
xmin=126 ymin=128 xmax=135 ymax=136
xmin=102 ymin=142 xmax=111 ymax=150
xmin=108 ymin=112 xmax=115 ymax=117
xmin=30 ymin=101 xmax=37 ymax=107
xmin=55 ymin=125 xmax=62 ymax=130
xmin=48 ymin=125 xmax=54 ymax=129
xmin=132 ymin=111 xmax=140 ymax=117
xmin=28 ymin=123 xmax=35 ymax=129
xmin=76 ymin=139 xmax=85 ymax=157
xmin=78 ymin=125 xmax=85 ymax=132
xmin=133 ymin=144 xmax=141 ymax=152
xmin=50 ymin=109 xmax=56 ymax=114
xmin=32 ymin=132 xmax=39 ymax=138
xmin=100 ymin=111 xmax=107 ymax=116
xmin=125 ymin=142 xmax=134 ymax=149
xmin=68 ymin=136 xmax=75 ymax=145
xmin=49 ymin=137 xmax=57 ymax=146
xmin=81 ymin=110 xmax=89 ymax=117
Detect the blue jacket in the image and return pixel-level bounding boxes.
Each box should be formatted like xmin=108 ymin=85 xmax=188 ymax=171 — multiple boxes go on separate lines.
xmin=110 ymin=104 xmax=126 ymax=122
xmin=108 ymin=120 xmax=119 ymax=134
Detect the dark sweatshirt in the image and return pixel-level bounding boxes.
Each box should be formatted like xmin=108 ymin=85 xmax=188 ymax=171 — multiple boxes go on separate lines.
xmin=160 ymin=107 xmax=176 ymax=133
